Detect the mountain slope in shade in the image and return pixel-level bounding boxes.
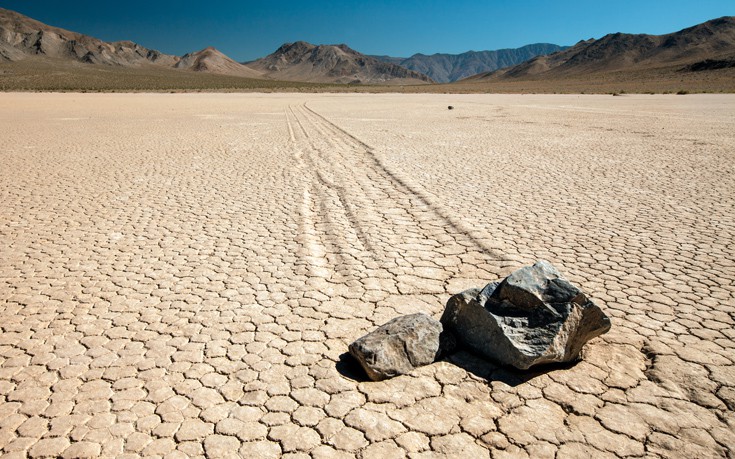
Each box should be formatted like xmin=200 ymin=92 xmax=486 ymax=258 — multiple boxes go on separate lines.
xmin=369 ymin=55 xmax=406 ymax=66
xmin=373 ymin=44 xmax=567 ymax=83
xmin=245 ymin=41 xmax=434 ymax=84
xmin=466 ymin=16 xmax=735 ymax=81
xmin=0 ymin=7 xmax=263 ymax=78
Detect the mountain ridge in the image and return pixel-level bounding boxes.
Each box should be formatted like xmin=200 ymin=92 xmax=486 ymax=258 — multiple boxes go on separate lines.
xmin=244 ymin=41 xmax=434 ymax=84
xmin=0 ymin=7 xmax=181 ymax=67
xmin=0 ymin=7 xmax=264 ymax=79
xmin=465 ymin=16 xmax=735 ymax=82
xmin=0 ymin=7 xmax=432 ymax=84
xmin=372 ymin=44 xmax=568 ymax=83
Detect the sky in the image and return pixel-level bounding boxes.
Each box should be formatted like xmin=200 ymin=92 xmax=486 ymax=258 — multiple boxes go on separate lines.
xmin=2 ymin=0 xmax=733 ymax=61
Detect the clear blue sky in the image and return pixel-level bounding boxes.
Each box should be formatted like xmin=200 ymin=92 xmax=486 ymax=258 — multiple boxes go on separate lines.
xmin=3 ymin=0 xmax=733 ymax=61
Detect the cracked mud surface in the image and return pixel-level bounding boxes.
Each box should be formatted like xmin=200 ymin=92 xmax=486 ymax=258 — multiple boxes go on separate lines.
xmin=1 ymin=93 xmax=733 ymax=458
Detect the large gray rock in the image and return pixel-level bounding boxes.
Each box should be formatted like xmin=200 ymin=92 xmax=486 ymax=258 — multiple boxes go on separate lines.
xmin=349 ymin=313 xmax=444 ymax=381
xmin=441 ymin=260 xmax=611 ymax=370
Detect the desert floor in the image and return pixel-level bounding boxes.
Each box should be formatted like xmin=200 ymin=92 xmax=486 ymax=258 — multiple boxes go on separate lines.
xmin=1 ymin=93 xmax=733 ymax=458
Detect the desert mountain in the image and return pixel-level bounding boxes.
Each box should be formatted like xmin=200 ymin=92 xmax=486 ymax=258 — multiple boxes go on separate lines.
xmin=466 ymin=16 xmax=735 ymax=81
xmin=245 ymin=41 xmax=434 ymax=84
xmin=0 ymin=7 xmax=179 ymax=66
xmin=175 ymin=47 xmax=262 ymax=78
xmin=372 ymin=44 xmax=567 ymax=83
xmin=0 ymin=7 xmax=263 ymax=78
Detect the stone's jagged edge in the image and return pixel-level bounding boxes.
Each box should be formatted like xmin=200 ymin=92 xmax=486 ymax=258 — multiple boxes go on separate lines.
xmin=441 ymin=260 xmax=612 ymax=370
xmin=558 ymin=297 xmax=612 ymax=362
xmin=440 ymin=286 xmax=560 ymax=370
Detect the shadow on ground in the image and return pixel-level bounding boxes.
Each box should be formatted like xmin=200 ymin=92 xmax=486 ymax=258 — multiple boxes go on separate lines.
xmin=445 ymin=350 xmax=580 ymax=387
xmin=336 ymin=349 xmax=580 ymax=385
xmin=336 ymin=352 xmax=372 ymax=382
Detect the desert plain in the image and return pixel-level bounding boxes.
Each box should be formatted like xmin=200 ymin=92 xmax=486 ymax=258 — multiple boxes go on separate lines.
xmin=0 ymin=92 xmax=734 ymax=458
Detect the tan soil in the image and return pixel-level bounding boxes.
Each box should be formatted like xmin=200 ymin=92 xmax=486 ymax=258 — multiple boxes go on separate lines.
xmin=1 ymin=93 xmax=733 ymax=457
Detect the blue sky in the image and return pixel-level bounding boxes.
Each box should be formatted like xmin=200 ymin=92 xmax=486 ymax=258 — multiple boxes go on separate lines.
xmin=3 ymin=1 xmax=733 ymax=61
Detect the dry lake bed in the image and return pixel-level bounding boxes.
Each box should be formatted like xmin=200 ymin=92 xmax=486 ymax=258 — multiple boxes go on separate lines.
xmin=1 ymin=93 xmax=734 ymax=458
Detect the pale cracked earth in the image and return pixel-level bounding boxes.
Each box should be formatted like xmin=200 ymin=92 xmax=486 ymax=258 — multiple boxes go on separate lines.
xmin=0 ymin=93 xmax=734 ymax=459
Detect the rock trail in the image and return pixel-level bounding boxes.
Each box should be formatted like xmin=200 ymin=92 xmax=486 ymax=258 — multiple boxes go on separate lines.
xmin=0 ymin=93 xmax=733 ymax=458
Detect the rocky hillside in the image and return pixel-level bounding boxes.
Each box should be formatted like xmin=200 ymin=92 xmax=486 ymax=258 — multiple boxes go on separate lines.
xmin=466 ymin=16 xmax=735 ymax=81
xmin=245 ymin=41 xmax=434 ymax=84
xmin=373 ymin=44 xmax=567 ymax=83
xmin=0 ymin=7 xmax=263 ymax=78
xmin=0 ymin=7 xmax=179 ymax=66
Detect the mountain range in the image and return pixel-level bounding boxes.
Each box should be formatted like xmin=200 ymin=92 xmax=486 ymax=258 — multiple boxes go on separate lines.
xmin=1 ymin=6 xmax=734 ymax=91
xmin=372 ymin=44 xmax=567 ymax=83
xmin=0 ymin=7 xmax=431 ymax=84
xmin=0 ymin=7 xmax=565 ymax=86
xmin=465 ymin=16 xmax=735 ymax=83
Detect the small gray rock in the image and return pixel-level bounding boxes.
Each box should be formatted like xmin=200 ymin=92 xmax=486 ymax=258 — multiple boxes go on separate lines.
xmin=441 ymin=260 xmax=611 ymax=370
xmin=349 ymin=313 xmax=443 ymax=381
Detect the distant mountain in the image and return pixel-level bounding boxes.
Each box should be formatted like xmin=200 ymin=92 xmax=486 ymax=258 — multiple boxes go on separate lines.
xmin=465 ymin=16 xmax=735 ymax=82
xmin=373 ymin=44 xmax=567 ymax=83
xmin=244 ymin=41 xmax=434 ymax=84
xmin=175 ymin=47 xmax=262 ymax=78
xmin=0 ymin=7 xmax=263 ymax=78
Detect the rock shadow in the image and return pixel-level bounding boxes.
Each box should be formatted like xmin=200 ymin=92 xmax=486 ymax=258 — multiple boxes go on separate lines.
xmin=446 ymin=350 xmax=581 ymax=387
xmin=336 ymin=352 xmax=371 ymax=382
xmin=337 ymin=349 xmax=580 ymax=386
